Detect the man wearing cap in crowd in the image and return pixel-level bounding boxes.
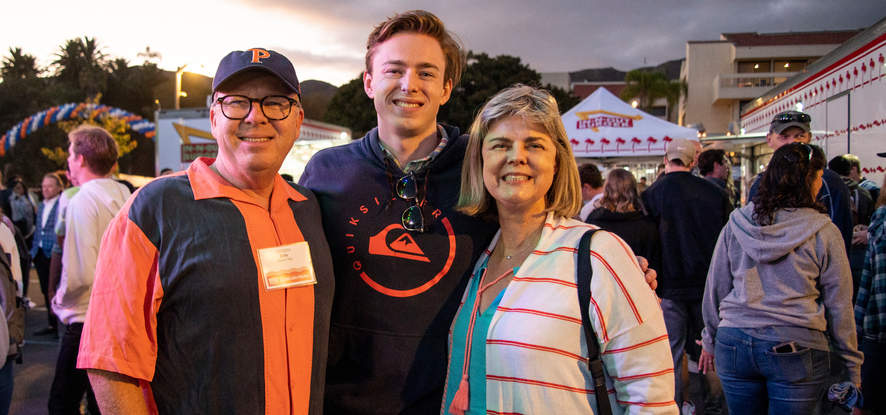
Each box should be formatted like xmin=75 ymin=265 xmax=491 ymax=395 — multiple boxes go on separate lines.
xmin=748 ymin=110 xmax=853 ymax=253
xmin=78 ymin=48 xmax=334 ymax=414
xmin=641 ymin=137 xmax=732 ymax=411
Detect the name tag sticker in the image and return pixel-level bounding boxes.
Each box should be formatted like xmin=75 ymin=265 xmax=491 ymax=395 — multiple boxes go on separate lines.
xmin=257 ymin=242 xmax=317 ymax=290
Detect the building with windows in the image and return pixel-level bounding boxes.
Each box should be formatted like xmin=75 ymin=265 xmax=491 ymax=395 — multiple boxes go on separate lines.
xmin=679 ymin=29 xmax=862 ymax=136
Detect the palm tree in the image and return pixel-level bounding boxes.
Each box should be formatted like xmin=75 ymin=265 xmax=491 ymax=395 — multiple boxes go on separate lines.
xmin=620 ymin=70 xmax=669 ymax=111
xmin=136 ymin=46 xmax=162 ymax=65
xmin=1 ymin=47 xmax=40 ymax=81
xmin=53 ymin=37 xmax=107 ymax=97
xmin=621 ymin=70 xmax=686 ymax=121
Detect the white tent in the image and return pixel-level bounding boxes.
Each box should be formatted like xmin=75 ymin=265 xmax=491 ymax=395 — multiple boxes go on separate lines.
xmin=562 ymin=87 xmax=698 ymax=158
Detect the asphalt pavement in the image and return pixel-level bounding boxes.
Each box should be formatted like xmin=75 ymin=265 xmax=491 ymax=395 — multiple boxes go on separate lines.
xmin=10 ymin=269 xmax=61 ymax=415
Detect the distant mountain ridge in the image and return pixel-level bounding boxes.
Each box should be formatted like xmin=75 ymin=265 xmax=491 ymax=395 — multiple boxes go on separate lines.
xmin=300 ymin=79 xmax=337 ymax=120
xmin=569 ymin=58 xmax=683 ymax=83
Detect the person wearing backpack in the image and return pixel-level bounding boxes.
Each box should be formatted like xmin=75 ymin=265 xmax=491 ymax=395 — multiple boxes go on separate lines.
xmin=0 ymin=223 xmax=25 ymax=415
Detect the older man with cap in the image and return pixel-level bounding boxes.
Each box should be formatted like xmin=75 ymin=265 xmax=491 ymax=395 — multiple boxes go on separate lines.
xmin=641 ymin=137 xmax=732 ymax=410
xmin=748 ymin=110 xmax=853 ymax=253
xmin=77 ymin=48 xmax=334 ymax=415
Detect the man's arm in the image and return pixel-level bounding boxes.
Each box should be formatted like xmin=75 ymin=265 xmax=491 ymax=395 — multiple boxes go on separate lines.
xmin=87 ymin=369 xmax=151 ymax=415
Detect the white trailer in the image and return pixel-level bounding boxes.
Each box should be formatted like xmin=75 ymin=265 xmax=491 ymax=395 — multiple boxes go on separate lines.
xmin=154 ymin=108 xmax=351 ymax=179
xmin=740 ymin=17 xmax=886 ymax=186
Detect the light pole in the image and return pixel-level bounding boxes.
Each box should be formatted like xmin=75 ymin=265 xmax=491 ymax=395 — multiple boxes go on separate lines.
xmin=174 ymin=64 xmax=188 ymax=109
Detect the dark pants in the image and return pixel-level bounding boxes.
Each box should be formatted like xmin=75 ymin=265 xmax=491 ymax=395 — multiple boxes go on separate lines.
xmin=0 ymin=358 xmax=13 ymax=415
xmin=32 ymin=250 xmax=58 ymax=329
xmin=861 ymin=339 xmax=886 ymax=413
xmin=48 ymin=323 xmax=100 ymax=415
xmin=661 ymin=298 xmax=706 ymax=404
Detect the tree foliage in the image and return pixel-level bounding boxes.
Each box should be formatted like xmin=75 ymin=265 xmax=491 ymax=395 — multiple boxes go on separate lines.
xmin=620 ymin=69 xmax=686 ymax=121
xmin=0 ymin=37 xmax=164 ymax=183
xmin=323 ymin=51 xmax=580 ymax=137
xmin=52 ymin=37 xmax=108 ymax=100
xmin=1 ymin=47 xmax=41 ymax=81
xmin=322 ymin=76 xmax=376 ymax=138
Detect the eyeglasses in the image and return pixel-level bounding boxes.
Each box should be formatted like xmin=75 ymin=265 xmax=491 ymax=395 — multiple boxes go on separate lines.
xmin=772 ymin=112 xmax=811 ymax=124
xmin=396 ymin=172 xmax=425 ymax=232
xmin=215 ymin=95 xmax=299 ymax=120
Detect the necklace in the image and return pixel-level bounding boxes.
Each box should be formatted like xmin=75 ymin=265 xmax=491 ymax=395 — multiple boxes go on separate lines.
xmin=499 ymin=231 xmax=541 ymax=262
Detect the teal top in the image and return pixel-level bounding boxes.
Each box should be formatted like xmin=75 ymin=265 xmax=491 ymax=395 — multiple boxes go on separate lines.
xmin=443 ymin=260 xmax=514 ymax=414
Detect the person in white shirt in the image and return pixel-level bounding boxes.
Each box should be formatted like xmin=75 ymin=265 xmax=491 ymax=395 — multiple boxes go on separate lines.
xmin=48 ymin=125 xmax=130 ymax=415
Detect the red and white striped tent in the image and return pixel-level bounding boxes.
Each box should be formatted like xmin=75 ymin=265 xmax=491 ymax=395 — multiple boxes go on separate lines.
xmin=562 ymin=87 xmax=698 ymax=158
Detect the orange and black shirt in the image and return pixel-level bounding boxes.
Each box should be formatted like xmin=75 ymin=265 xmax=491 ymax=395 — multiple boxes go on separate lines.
xmin=78 ymin=158 xmax=334 ymax=415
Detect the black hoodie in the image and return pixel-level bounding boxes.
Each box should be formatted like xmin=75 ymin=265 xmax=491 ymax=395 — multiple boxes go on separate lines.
xmin=300 ymin=125 xmax=497 ymax=414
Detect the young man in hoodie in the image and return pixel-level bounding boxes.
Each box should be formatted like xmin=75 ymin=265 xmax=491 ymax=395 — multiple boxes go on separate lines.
xmin=49 ymin=125 xmax=131 ymax=415
xmin=299 ymin=11 xmax=498 ymax=413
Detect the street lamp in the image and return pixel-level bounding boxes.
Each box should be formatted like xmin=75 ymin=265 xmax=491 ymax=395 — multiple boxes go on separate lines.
xmin=175 ymin=64 xmax=188 ymax=109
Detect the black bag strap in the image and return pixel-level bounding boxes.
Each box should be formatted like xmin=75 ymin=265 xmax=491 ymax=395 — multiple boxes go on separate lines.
xmin=578 ymin=229 xmax=612 ymax=415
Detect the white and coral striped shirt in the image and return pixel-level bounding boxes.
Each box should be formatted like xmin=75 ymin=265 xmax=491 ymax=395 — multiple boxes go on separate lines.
xmin=444 ymin=213 xmax=677 ymax=415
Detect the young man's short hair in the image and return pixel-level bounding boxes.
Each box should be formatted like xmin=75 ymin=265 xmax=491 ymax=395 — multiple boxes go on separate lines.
xmin=842 ymin=154 xmax=861 ymax=173
xmin=828 ymin=155 xmax=852 ymax=177
xmin=69 ymin=125 xmax=118 ymax=176
xmin=697 ymin=149 xmax=726 ymax=177
xmin=365 ymin=10 xmax=465 ymax=88
xmin=578 ymin=164 xmax=603 ymax=189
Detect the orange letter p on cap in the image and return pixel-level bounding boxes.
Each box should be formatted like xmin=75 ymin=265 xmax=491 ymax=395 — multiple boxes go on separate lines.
xmin=250 ymin=48 xmax=271 ymax=63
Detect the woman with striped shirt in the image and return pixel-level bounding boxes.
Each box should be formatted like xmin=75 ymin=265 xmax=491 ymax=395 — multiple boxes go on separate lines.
xmin=442 ymin=85 xmax=676 ymax=415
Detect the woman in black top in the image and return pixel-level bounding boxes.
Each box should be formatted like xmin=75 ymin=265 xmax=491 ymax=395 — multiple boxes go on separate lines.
xmin=586 ymin=168 xmax=661 ymax=273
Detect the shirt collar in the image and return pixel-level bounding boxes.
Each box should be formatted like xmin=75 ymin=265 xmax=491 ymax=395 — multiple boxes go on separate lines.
xmin=187 ymin=157 xmax=306 ymax=205
xmin=378 ymin=125 xmax=449 ymax=173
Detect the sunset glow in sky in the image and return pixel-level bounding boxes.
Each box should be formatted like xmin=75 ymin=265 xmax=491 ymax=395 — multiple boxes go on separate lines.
xmin=3 ymin=0 xmax=884 ymax=86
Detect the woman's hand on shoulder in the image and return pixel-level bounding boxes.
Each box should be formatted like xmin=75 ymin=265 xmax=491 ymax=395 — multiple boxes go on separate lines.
xmin=636 ymin=256 xmax=658 ymax=291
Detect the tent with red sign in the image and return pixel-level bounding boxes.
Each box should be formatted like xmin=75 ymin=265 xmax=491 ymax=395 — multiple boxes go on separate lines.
xmin=562 ymin=87 xmax=698 ymax=158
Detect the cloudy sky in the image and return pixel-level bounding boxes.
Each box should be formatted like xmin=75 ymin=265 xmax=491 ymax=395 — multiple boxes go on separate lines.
xmin=2 ymin=0 xmax=883 ymax=86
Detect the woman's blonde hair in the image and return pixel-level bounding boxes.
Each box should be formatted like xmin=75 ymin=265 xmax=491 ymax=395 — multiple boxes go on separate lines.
xmin=456 ymin=84 xmax=581 ymax=220
xmin=597 ymin=168 xmax=643 ymax=213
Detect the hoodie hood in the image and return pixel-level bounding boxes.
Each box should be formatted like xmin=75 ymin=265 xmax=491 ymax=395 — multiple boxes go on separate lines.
xmin=729 ymin=202 xmax=832 ymax=263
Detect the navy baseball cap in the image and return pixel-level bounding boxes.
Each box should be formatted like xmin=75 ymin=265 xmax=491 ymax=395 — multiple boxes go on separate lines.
xmin=212 ymin=48 xmax=300 ymax=98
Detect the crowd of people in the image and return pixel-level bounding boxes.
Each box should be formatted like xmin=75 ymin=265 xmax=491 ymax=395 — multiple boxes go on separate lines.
xmin=0 ymin=8 xmax=882 ymax=415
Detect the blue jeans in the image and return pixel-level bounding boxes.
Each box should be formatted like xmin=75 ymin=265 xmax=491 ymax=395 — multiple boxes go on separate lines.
xmin=715 ymin=327 xmax=829 ymax=415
